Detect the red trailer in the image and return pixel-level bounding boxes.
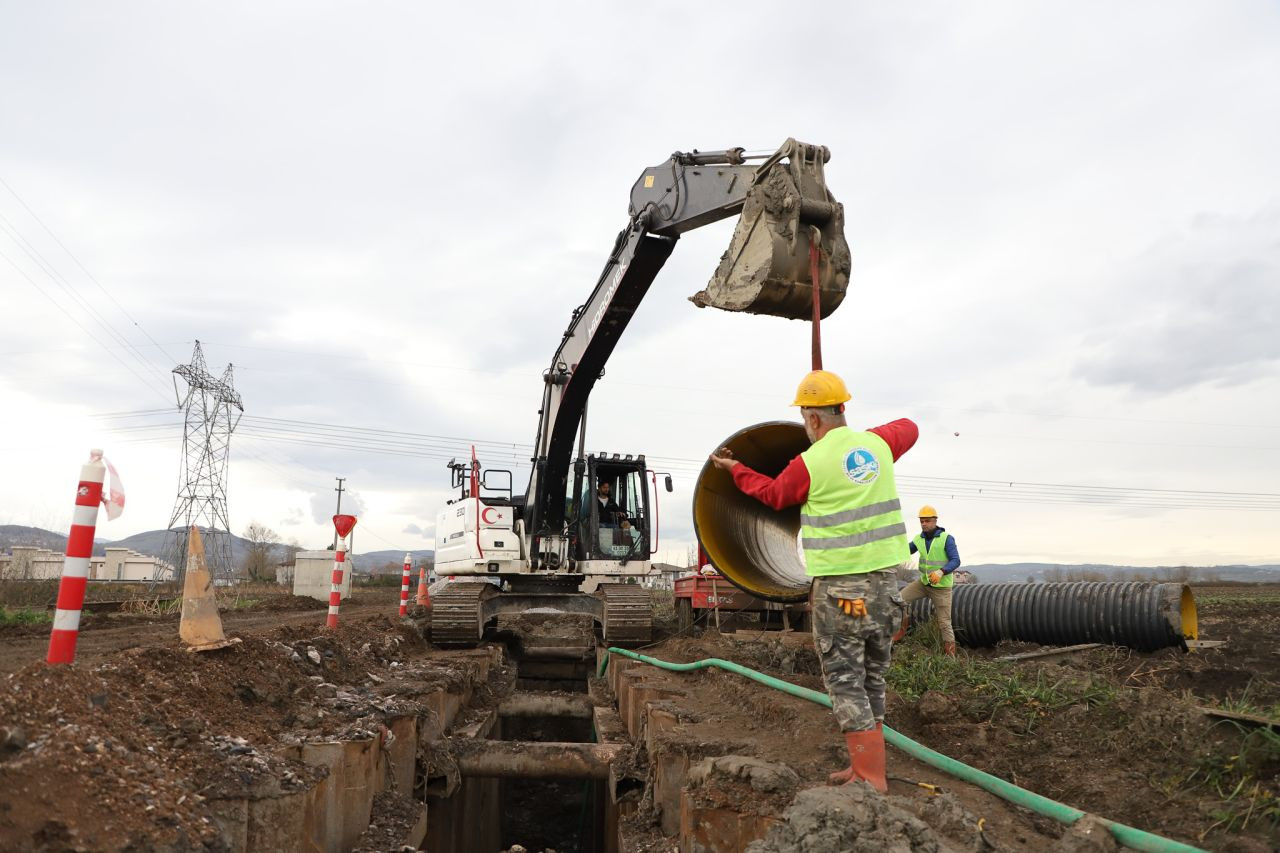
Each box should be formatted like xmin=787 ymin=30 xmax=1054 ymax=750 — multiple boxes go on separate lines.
xmin=673 ymin=571 xmax=809 ymax=632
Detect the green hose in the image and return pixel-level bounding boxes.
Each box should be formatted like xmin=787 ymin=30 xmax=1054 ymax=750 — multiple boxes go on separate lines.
xmin=601 ymin=647 xmax=1206 ymax=853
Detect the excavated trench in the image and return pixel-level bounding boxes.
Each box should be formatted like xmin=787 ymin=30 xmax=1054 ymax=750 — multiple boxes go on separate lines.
xmin=495 ymin=699 xmax=604 ymax=852
xmin=424 ymin=676 xmax=613 ymax=851
xmin=420 ymin=613 xmax=622 ymax=852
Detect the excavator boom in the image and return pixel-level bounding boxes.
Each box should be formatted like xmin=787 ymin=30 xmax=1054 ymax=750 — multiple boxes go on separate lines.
xmin=526 ymin=139 xmax=850 ymax=563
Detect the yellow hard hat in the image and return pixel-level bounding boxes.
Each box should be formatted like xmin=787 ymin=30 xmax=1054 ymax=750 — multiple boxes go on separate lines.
xmin=791 ymin=370 xmax=852 ymax=407
xmin=918 ymin=505 xmax=938 ymax=519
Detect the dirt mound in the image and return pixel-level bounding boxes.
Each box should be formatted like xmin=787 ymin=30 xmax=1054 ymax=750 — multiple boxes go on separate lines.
xmin=253 ymin=594 xmax=328 ymax=612
xmin=495 ymin=612 xmax=596 ymax=643
xmin=745 ymin=785 xmax=942 ymax=852
xmin=686 ymin=754 xmax=801 ymax=816
xmin=0 ymin=614 xmax=459 ymax=850
xmin=652 ymin=630 xmax=822 ymax=677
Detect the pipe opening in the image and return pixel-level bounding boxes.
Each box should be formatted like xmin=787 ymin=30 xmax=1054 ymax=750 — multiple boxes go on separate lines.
xmin=1180 ymin=585 xmax=1199 ymax=641
xmin=693 ymin=421 xmax=811 ymax=602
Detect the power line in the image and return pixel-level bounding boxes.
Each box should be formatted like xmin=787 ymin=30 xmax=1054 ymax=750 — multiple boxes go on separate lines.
xmin=0 ymin=174 xmax=183 ymax=367
xmin=196 ymin=341 xmax=1280 ymax=431
xmin=99 ymin=409 xmax=1280 ymax=511
xmin=0 ymin=341 xmax=188 ymax=359
xmin=0 ymin=211 xmax=174 ymax=390
xmin=2 ymin=246 xmax=173 ymax=404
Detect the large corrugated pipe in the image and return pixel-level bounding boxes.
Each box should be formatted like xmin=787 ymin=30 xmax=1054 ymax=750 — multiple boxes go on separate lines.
xmin=909 ymin=582 xmax=1198 ymax=651
xmin=693 ymin=421 xmax=810 ymax=603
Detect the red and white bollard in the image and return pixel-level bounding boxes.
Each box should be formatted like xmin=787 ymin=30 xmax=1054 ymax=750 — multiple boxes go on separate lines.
xmin=46 ymin=450 xmax=106 ymax=664
xmin=398 ymin=553 xmax=411 ymax=617
xmin=328 ymin=514 xmax=357 ymax=630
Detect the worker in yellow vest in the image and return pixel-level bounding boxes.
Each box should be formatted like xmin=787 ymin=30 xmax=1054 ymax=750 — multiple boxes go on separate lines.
xmin=710 ymin=370 xmax=917 ymax=793
xmin=901 ymin=505 xmax=961 ymax=656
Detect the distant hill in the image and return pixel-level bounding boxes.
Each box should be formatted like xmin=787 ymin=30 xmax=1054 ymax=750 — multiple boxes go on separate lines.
xmin=354 ymin=550 xmax=435 ymax=574
xmin=105 ymin=528 xmax=273 ymax=567
xmin=0 ymin=525 xmax=432 ymax=575
xmin=0 ymin=525 xmax=106 ymax=555
xmin=966 ymin=563 xmax=1280 ymax=584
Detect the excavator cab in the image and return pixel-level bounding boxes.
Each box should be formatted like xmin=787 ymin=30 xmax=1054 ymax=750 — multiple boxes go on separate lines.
xmin=570 ymin=453 xmax=651 ymax=564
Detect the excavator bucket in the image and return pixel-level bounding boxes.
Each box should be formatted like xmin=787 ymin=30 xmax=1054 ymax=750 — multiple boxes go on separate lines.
xmin=691 ymin=139 xmax=851 ymax=320
xmin=179 ymin=526 xmax=239 ymax=652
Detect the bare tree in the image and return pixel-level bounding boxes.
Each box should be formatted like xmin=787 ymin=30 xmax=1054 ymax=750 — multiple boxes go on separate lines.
xmin=241 ymin=522 xmax=281 ymax=582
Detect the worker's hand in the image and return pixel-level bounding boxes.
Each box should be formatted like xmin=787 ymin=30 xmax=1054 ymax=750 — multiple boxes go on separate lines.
xmin=709 ymin=447 xmax=739 ymax=472
xmin=621 ymin=519 xmax=632 ymax=530
xmin=928 ymin=570 xmax=943 ymax=585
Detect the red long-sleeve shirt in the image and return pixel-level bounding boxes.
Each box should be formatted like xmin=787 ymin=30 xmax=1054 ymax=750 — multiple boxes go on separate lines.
xmin=729 ymin=419 xmax=919 ymax=510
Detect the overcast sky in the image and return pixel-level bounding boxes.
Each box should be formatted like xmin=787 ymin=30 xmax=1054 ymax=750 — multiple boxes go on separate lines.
xmin=2 ymin=2 xmax=1278 ymax=569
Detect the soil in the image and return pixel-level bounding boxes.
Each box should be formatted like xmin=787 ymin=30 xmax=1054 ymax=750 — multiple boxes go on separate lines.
xmin=745 ymin=784 xmax=945 ymax=853
xmin=0 ymin=597 xmax=392 ymax=676
xmin=353 ymin=790 xmax=424 ymax=851
xmin=616 ymin=583 xmax=1280 ymax=851
xmin=0 ymin=582 xmax=1275 ymax=851
xmin=0 ymin=610 xmax=474 ymax=851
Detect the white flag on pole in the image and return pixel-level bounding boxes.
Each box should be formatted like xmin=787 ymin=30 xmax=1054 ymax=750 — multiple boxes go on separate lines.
xmin=103 ymin=457 xmax=126 ymax=521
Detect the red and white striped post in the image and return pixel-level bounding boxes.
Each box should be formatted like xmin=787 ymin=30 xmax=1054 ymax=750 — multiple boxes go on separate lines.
xmin=327 ymin=514 xmax=357 ymax=630
xmin=398 ymin=553 xmax=411 ymax=617
xmin=47 ymin=450 xmax=106 ymax=664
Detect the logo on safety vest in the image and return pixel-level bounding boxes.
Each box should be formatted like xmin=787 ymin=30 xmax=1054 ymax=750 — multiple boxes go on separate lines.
xmin=844 ymin=448 xmax=880 ymax=485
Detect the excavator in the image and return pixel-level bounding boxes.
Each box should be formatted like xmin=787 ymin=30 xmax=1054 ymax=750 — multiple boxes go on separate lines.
xmin=431 ymin=139 xmax=850 ymax=645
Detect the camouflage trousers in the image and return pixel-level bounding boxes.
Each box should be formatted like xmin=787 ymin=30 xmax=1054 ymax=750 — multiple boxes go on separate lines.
xmin=810 ymin=570 xmax=905 ymax=733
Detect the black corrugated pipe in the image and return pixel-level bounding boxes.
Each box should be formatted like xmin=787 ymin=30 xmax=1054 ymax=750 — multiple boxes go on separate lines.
xmin=908 ymin=582 xmax=1198 ymax=652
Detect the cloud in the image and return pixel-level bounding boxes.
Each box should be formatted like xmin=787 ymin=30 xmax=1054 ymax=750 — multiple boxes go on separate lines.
xmin=401 ymin=522 xmax=435 ymax=538
xmin=309 ymin=488 xmax=366 ymax=524
xmin=4 ymin=3 xmax=1280 ymax=569
xmin=1075 ymin=208 xmax=1280 ymax=393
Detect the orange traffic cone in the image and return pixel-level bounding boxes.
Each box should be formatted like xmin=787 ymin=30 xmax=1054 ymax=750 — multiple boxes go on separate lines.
xmin=415 ymin=566 xmax=431 ymax=608
xmin=180 ymin=527 xmax=240 ymax=652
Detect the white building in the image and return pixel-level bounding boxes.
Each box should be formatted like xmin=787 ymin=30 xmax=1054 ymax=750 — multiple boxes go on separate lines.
xmin=293 ymin=550 xmax=352 ymax=602
xmin=0 ymin=546 xmax=174 ymax=581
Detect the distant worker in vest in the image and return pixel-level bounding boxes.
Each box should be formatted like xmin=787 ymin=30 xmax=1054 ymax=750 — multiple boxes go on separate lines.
xmin=709 ymin=370 xmax=917 ymax=794
xmin=901 ymin=505 xmax=961 ymax=657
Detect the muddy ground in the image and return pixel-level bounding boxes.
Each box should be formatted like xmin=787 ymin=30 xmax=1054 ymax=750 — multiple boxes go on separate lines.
xmin=0 ymin=588 xmax=468 ymax=851
xmin=0 ymin=583 xmax=1275 ymax=851
xmin=617 ymin=582 xmax=1278 ymax=852
xmin=0 ymin=593 xmax=395 ymax=676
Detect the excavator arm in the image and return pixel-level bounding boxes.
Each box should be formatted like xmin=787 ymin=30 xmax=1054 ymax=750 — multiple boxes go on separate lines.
xmin=524 ymin=139 xmax=851 ymax=568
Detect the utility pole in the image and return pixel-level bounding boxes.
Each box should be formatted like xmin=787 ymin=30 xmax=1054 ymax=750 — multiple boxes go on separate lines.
xmin=333 ymin=477 xmax=346 ymax=550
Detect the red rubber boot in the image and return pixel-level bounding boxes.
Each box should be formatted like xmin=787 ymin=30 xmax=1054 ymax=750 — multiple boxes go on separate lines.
xmin=828 ymin=723 xmax=886 ymax=792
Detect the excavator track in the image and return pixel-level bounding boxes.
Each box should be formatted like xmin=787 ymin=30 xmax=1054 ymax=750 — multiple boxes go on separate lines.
xmin=596 ymin=584 xmax=653 ymax=646
xmin=430 ymin=581 xmax=499 ymax=645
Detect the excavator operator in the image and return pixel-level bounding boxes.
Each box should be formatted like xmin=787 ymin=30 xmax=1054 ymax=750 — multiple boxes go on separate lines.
xmin=709 ymin=370 xmax=917 ymax=793
xmin=596 ymin=480 xmax=631 ymax=530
